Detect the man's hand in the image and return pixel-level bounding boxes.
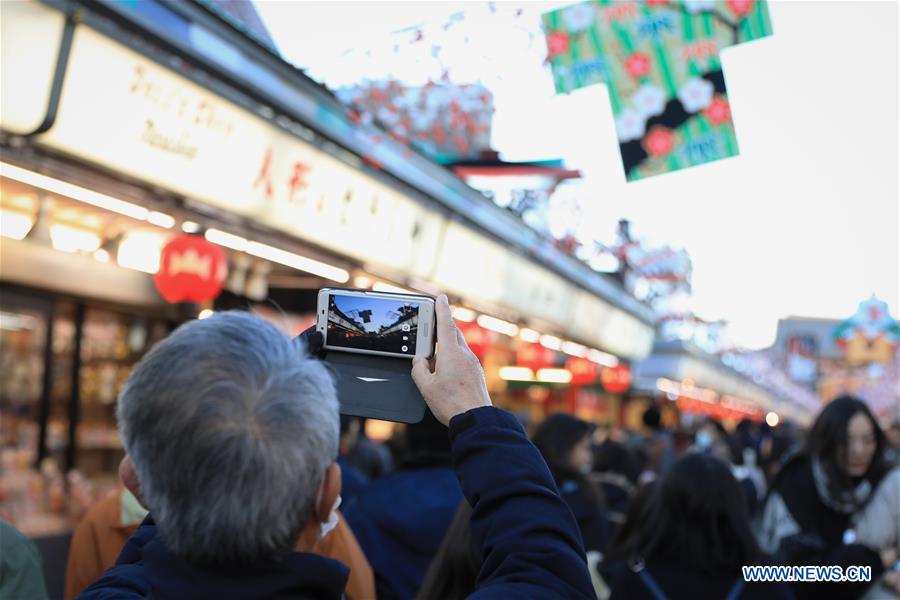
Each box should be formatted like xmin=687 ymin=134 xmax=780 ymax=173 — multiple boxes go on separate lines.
xmin=411 ymin=294 xmax=492 ymax=426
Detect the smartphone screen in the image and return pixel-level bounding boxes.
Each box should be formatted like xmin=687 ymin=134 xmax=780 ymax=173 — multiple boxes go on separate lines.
xmin=327 ymin=293 xmax=421 ymax=356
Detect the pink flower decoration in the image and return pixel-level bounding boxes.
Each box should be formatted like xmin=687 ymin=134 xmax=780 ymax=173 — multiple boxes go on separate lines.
xmin=643 ymin=126 xmax=675 ymax=158
xmin=546 ymin=31 xmax=571 ymax=58
xmin=625 ymin=53 xmax=651 ymax=78
xmin=704 ymin=97 xmax=731 ymax=125
xmin=727 ymin=0 xmax=754 ymax=17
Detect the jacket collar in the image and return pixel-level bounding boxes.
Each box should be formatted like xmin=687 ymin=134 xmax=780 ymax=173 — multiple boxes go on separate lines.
xmin=141 ymin=535 xmax=349 ymax=599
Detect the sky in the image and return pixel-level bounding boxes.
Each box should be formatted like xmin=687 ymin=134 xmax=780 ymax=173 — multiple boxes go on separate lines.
xmin=256 ymin=1 xmax=900 ymax=350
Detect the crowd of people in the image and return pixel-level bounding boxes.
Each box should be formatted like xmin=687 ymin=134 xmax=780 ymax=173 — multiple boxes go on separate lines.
xmin=3 ymin=295 xmax=899 ymax=599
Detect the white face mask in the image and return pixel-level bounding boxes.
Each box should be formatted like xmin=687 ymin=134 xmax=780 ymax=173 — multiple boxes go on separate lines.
xmin=319 ymin=495 xmax=342 ymax=540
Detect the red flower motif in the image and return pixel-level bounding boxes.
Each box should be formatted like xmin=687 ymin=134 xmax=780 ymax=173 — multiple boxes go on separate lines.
xmin=546 ymin=31 xmax=570 ymax=59
xmin=726 ymin=0 xmax=754 ymax=17
xmin=704 ymin=97 xmax=731 ymax=125
xmin=643 ymin=126 xmax=675 ymax=157
xmin=625 ymin=53 xmax=651 ymax=78
xmin=646 ymin=0 xmax=668 ymax=6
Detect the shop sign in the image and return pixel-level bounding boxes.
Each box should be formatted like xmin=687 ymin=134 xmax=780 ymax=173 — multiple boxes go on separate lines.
xmin=600 ymin=363 xmax=632 ymax=394
xmin=154 ymin=235 xmax=227 ymax=303
xmin=38 ymin=27 xmax=441 ymax=277
xmin=502 ymin=255 xmax=573 ymax=330
xmin=0 ymin=0 xmax=66 ymax=134
xmin=431 ymin=222 xmax=510 ymax=305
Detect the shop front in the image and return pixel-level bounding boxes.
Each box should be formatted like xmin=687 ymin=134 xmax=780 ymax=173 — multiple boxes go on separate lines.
xmin=1 ymin=0 xmax=656 ymax=565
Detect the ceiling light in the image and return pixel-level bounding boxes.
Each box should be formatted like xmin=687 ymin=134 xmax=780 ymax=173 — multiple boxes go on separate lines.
xmin=536 ymin=368 xmax=573 ymax=384
xmin=116 ymin=231 xmax=165 ymax=274
xmin=561 ymin=341 xmax=588 ymax=358
xmin=205 ymin=228 xmax=249 ymax=251
xmin=147 ymin=211 xmax=175 ymax=229
xmin=246 ymin=241 xmax=349 ymax=283
xmin=539 ymin=334 xmax=562 ymax=351
xmin=499 ymin=366 xmax=534 ymax=381
xmin=0 ymin=210 xmax=34 ymax=240
xmin=181 ymin=221 xmax=201 ymax=234
xmin=477 ymin=314 xmax=518 ymax=337
xmin=372 ymin=281 xmax=413 ymax=294
xmin=518 ymin=328 xmax=541 ymax=343
xmin=353 ymin=275 xmax=373 ymax=289
xmin=450 ymin=306 xmax=476 ymax=323
xmin=49 ymin=224 xmax=101 ymax=253
xmin=587 ymin=349 xmax=619 ymax=367
xmin=93 ymin=248 xmax=111 ymax=263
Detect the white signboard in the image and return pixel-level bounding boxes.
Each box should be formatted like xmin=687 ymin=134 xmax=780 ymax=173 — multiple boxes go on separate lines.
xmin=503 ymin=255 xmax=573 ymax=329
xmin=38 ymin=26 xmax=442 ymax=276
xmin=431 ymin=222 xmax=510 ymax=305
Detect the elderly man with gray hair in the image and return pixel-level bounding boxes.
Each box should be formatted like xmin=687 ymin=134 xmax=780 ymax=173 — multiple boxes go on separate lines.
xmin=79 ymin=295 xmax=595 ymax=599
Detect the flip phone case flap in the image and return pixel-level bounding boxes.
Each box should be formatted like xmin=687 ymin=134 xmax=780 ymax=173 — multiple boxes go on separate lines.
xmin=324 ymin=350 xmax=426 ymax=424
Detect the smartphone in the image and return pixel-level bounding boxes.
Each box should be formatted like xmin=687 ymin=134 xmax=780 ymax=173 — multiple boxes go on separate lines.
xmin=317 ymin=288 xmax=436 ymax=359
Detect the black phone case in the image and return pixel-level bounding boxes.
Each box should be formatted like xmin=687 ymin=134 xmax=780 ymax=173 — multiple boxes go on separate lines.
xmin=324 ymin=350 xmax=426 ymax=424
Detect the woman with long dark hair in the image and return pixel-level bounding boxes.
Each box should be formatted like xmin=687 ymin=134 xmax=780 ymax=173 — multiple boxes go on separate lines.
xmin=532 ymin=413 xmax=610 ymax=553
xmin=758 ymin=395 xmax=894 ymax=599
xmin=602 ymin=453 xmax=792 ymax=600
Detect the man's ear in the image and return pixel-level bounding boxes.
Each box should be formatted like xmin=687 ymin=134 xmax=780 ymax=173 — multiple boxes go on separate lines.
xmin=119 ymin=455 xmax=147 ymax=508
xmin=315 ymin=462 xmax=342 ymax=523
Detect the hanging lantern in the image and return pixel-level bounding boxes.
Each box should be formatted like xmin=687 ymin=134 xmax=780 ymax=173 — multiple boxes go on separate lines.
xmin=566 ymin=356 xmax=598 ymax=385
xmin=458 ymin=320 xmax=490 ymax=360
xmin=154 ymin=234 xmax=227 ymax=303
xmin=516 ymin=342 xmax=555 ymax=371
xmin=600 ymin=363 xmax=631 ymax=394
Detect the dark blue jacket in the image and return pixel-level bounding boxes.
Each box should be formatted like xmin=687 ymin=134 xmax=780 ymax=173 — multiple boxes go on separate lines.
xmin=78 ymin=407 xmax=594 ymax=599
xmin=336 ymin=457 xmax=369 ymax=506
xmin=344 ymin=465 xmax=462 ymax=599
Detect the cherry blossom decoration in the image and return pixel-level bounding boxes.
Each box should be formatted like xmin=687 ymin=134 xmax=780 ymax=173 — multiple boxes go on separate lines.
xmin=615 ymin=109 xmax=646 ymax=142
xmin=625 ymin=53 xmax=651 ymax=79
xmin=677 ymin=77 xmax=715 ymax=113
xmin=562 ymin=2 xmax=596 ymax=33
xmin=546 ymin=31 xmax=571 ymax=59
xmin=704 ymin=97 xmax=731 ymax=125
xmin=727 ymin=0 xmax=756 ymax=18
xmin=643 ymin=126 xmax=676 ymax=157
xmin=630 ymin=84 xmax=667 ymax=118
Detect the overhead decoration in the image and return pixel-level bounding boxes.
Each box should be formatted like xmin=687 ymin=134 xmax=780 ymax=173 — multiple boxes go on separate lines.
xmin=600 ymin=363 xmax=632 ymax=394
xmin=833 ymin=296 xmax=900 ymax=366
xmin=338 ymin=80 xmax=494 ymax=163
xmin=154 ymin=234 xmax=228 ymax=303
xmin=542 ymin=0 xmax=772 ymax=181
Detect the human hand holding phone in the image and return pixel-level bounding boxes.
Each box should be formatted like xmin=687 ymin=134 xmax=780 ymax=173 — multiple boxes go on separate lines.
xmin=411 ymin=295 xmax=492 ymax=426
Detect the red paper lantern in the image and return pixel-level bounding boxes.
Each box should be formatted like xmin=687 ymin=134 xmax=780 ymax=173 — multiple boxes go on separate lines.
xmin=566 ymin=356 xmax=598 ymax=385
xmin=154 ymin=235 xmax=227 ymax=303
xmin=516 ymin=342 xmax=554 ymax=372
xmin=600 ymin=363 xmax=631 ymax=394
xmin=457 ymin=320 xmax=490 ymax=360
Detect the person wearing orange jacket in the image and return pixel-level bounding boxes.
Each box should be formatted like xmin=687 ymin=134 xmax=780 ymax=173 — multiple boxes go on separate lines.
xmin=65 ymin=485 xmax=374 ymax=600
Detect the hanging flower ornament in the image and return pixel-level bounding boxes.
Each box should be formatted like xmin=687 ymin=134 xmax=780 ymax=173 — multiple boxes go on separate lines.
xmin=643 ymin=126 xmax=676 ymax=157
xmin=677 ymin=77 xmax=715 ymax=113
xmin=624 ymin=53 xmax=651 ymax=78
xmin=726 ymin=0 xmax=755 ymax=18
xmin=562 ymin=3 xmax=596 ymax=33
xmin=546 ymin=30 xmax=571 ymax=59
xmin=615 ymin=108 xmax=646 ymax=142
xmin=631 ymin=84 xmax=667 ymax=118
xmin=704 ymin=97 xmax=731 ymax=125
xmin=685 ymin=0 xmax=716 ymax=13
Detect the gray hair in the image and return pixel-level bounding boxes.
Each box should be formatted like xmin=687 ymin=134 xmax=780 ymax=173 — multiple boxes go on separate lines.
xmin=117 ymin=310 xmax=339 ymax=564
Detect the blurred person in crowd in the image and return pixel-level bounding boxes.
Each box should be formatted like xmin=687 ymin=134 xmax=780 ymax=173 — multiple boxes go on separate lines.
xmin=337 ymin=415 xmax=370 ymax=505
xmin=0 ymin=519 xmax=49 ymax=600
xmin=343 ymin=409 xmax=463 ymax=600
xmin=602 ymin=453 xmax=793 ymax=600
xmin=641 ymin=405 xmax=675 ymax=479
xmin=694 ymin=418 xmax=765 ymax=515
xmin=884 ymin=418 xmax=900 ymax=465
xmin=416 ymin=500 xmax=478 ymax=600
xmin=758 ymin=395 xmax=894 ymax=600
xmin=591 ymin=440 xmax=640 ymax=529
xmin=533 ymin=413 xmax=610 ymax=554
xmin=854 ymin=464 xmax=900 ymax=598
xmin=758 ymin=430 xmax=801 ymax=486
xmin=79 ymin=300 xmax=597 ymax=599
xmin=344 ymin=417 xmax=393 ymax=480
xmin=65 ymin=483 xmax=375 ymax=600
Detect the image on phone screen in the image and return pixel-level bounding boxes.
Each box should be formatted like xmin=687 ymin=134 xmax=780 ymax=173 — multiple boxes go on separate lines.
xmin=327 ymin=294 xmax=419 ymax=355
